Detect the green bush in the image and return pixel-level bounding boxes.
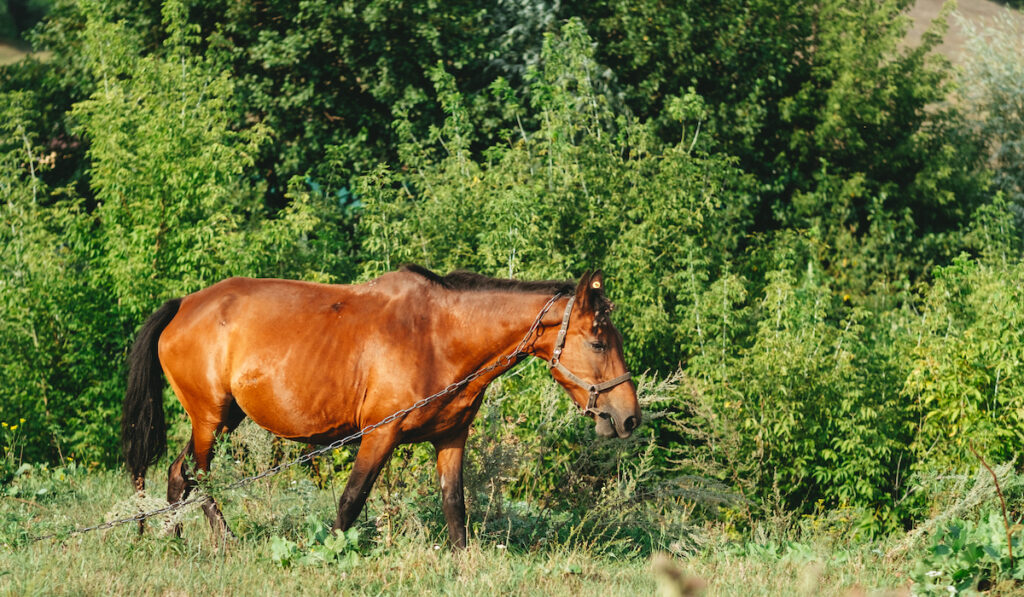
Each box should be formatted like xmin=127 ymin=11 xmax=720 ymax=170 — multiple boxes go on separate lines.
xmin=672 ymin=254 xmax=912 ymax=526
xmin=0 ymin=2 xmax=353 ymax=464
xmin=357 ymin=20 xmax=751 ymax=373
xmin=910 ymin=513 xmax=1024 ymax=595
xmin=959 ymin=14 xmax=1024 ymax=220
xmin=903 ymin=256 xmax=1024 ymax=471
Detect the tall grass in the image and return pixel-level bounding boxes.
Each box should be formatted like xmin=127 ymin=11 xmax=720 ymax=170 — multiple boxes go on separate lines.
xmin=3 ymin=379 xmax=1019 ymax=595
xmin=0 ymin=420 xmax=926 ymax=597
xmin=0 ymin=460 xmax=911 ymax=597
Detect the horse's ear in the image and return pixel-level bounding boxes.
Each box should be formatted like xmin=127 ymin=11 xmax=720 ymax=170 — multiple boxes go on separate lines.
xmin=574 ymin=270 xmax=605 ymax=314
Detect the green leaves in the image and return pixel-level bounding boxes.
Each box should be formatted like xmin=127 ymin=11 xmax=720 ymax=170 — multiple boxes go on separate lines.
xmin=269 ymin=515 xmax=363 ymax=568
xmin=902 ymin=256 xmax=1024 ymax=469
xmin=71 ymin=9 xmax=266 ymax=315
xmin=358 ymin=20 xmax=750 ymax=372
xmin=0 ymin=7 xmax=353 ymax=465
xmin=910 ymin=512 xmax=1024 ymax=595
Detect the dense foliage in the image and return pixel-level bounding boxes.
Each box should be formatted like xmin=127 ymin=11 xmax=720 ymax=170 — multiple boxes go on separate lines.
xmin=2 ymin=0 xmax=1024 ymax=537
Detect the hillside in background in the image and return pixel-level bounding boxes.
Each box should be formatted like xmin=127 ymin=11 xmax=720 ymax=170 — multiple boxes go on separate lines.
xmin=2 ymin=0 xmax=1023 ymax=66
xmin=906 ymin=0 xmax=1024 ymax=59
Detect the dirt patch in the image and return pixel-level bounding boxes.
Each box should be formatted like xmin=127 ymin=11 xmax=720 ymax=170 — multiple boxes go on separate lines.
xmin=906 ymin=0 xmax=1024 ymax=62
xmin=0 ymin=42 xmax=27 ymax=65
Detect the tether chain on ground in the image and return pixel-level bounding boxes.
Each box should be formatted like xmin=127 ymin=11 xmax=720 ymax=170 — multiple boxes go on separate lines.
xmin=29 ymin=294 xmax=563 ymax=544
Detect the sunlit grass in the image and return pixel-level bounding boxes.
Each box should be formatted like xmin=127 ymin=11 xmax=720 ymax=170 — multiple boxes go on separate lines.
xmin=0 ymin=456 xmax=918 ymax=597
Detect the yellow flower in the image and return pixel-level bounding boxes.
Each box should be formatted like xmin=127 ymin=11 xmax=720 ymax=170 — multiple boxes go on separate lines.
xmin=19 ymin=418 xmax=25 ymax=424
xmin=1 ymin=422 xmax=7 ymax=428
xmin=9 ymin=425 xmax=17 ymax=431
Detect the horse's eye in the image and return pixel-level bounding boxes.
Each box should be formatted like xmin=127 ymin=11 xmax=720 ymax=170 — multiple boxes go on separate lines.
xmin=589 ymin=341 xmax=607 ymax=352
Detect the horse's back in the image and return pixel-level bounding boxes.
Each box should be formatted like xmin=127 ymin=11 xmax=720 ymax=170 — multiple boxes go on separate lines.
xmin=156 ymin=274 xmax=440 ymax=441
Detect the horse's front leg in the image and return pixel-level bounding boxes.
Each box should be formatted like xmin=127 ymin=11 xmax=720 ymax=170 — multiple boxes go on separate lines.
xmin=333 ymin=428 xmax=399 ymax=532
xmin=433 ymin=429 xmax=469 ymax=549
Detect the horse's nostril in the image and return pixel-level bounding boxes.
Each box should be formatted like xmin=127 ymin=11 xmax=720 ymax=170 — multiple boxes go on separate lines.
xmin=623 ymin=415 xmax=638 ymax=432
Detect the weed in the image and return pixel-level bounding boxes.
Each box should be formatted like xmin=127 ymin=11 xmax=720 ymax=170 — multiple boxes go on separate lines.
xmin=268 ymin=514 xmax=366 ymax=568
xmin=909 ymin=512 xmax=1024 ymax=595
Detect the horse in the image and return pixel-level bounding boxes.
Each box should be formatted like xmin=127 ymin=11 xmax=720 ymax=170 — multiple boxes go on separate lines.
xmin=121 ymin=265 xmax=640 ymax=548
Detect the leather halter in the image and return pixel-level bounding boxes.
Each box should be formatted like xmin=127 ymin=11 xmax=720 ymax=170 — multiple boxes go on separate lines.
xmin=547 ymin=295 xmax=633 ymax=415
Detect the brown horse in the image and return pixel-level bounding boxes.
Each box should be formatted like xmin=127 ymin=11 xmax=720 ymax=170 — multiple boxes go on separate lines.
xmin=121 ymin=265 xmax=640 ymax=548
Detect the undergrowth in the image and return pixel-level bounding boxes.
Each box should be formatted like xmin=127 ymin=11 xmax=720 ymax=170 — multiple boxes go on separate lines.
xmin=2 ymin=392 xmax=1022 ymax=595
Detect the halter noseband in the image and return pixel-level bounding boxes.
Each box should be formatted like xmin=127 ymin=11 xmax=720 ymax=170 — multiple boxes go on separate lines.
xmin=547 ymin=295 xmax=633 ymax=415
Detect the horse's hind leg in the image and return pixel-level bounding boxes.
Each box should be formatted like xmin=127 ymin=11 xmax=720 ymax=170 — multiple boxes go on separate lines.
xmin=167 ymin=397 xmax=246 ymax=542
xmin=190 ymin=400 xmax=247 ymax=543
xmin=191 ymin=423 xmax=234 ymax=542
xmin=166 ymin=436 xmax=195 ymax=537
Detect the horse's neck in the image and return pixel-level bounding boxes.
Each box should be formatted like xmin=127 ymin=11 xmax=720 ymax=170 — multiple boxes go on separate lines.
xmin=448 ymin=291 xmax=564 ymax=364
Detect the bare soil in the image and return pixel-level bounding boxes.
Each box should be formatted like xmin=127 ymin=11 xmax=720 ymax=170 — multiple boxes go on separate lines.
xmin=906 ymin=0 xmax=1024 ymax=62
xmin=0 ymin=41 xmax=26 ymax=65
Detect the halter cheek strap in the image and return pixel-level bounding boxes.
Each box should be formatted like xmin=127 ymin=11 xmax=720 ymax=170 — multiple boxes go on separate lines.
xmin=547 ymin=296 xmax=633 ymax=415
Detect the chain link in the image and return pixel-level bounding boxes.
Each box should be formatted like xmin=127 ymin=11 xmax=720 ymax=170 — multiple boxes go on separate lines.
xmin=29 ymin=294 xmax=565 ymax=543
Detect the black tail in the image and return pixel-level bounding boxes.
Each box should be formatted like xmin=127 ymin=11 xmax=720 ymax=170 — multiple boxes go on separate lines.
xmin=122 ymin=298 xmax=181 ymax=484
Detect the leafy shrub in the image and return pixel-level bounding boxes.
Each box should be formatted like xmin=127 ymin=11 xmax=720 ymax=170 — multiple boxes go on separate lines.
xmin=357 ymin=19 xmax=752 ymax=373
xmin=673 ymin=255 xmax=913 ymax=527
xmin=910 ymin=513 xmax=1024 ymax=595
xmin=959 ymin=14 xmax=1024 ymax=223
xmin=269 ymin=516 xmax=364 ymax=569
xmin=0 ymin=2 xmax=352 ymax=465
xmin=903 ymin=256 xmax=1024 ymax=471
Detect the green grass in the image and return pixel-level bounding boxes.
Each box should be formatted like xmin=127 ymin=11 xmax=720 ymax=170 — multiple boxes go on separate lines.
xmin=0 ymin=456 xmax=918 ymax=596
xmin=0 ymin=464 xmax=654 ymax=596
xmin=3 ymin=530 xmax=654 ymax=596
xmin=5 ymin=419 xmax=1019 ymax=596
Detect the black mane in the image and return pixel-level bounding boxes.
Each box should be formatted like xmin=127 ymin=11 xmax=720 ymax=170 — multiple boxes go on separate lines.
xmin=401 ymin=264 xmax=574 ymax=296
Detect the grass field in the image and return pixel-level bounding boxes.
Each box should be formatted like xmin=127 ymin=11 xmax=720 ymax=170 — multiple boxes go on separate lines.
xmin=1 ymin=401 xmax=1014 ymax=596
xmin=6 ymin=431 xmax=1018 ymax=596
xmin=0 ymin=449 xmax=925 ymax=597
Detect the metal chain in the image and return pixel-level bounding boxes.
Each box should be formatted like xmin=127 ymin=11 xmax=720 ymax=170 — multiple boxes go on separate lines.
xmin=29 ymin=293 xmax=565 ymax=543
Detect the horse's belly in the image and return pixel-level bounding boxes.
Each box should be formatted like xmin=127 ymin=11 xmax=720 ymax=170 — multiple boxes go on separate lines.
xmin=230 ymin=358 xmax=361 ymax=444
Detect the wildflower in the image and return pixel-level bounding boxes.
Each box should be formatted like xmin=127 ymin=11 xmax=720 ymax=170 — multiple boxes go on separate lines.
xmin=9 ymin=425 xmax=16 ymax=431
xmin=19 ymin=418 xmax=25 ymax=424
xmin=925 ymin=570 xmax=942 ymax=578
xmin=1 ymin=422 xmax=7 ymax=428
xmin=433 ymin=544 xmax=441 ymax=551
xmin=946 ymin=587 xmax=956 ymax=595
xmin=496 ymin=544 xmax=506 ymax=550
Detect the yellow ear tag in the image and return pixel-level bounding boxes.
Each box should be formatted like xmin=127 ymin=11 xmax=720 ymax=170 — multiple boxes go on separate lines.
xmin=591 ymin=281 xmax=601 ymax=289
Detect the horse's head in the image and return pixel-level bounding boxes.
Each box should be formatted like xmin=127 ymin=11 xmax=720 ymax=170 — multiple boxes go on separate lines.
xmin=546 ymin=271 xmax=641 ymax=439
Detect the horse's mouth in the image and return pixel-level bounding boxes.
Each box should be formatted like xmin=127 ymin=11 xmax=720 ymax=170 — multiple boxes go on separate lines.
xmin=594 ymin=411 xmax=633 ymax=439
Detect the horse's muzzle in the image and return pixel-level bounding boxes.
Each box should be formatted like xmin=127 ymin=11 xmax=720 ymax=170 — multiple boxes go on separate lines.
xmin=594 ymin=408 xmax=641 ymax=439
